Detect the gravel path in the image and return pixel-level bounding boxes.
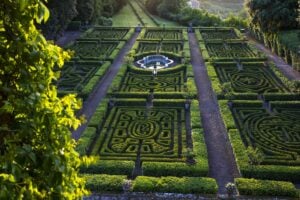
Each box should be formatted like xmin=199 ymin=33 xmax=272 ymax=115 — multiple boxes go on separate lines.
xmin=72 ymin=32 xmax=140 ymax=140
xmin=247 ymin=36 xmax=300 ymax=80
xmin=55 ymin=31 xmax=82 ymax=47
xmin=188 ymin=33 xmax=240 ymax=195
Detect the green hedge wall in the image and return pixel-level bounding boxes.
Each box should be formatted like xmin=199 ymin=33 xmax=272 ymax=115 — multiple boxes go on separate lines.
xmin=236 ymin=178 xmax=299 ymax=198
xmin=84 ymin=174 xmax=127 ymax=192
xmin=133 ymin=176 xmax=217 ymax=194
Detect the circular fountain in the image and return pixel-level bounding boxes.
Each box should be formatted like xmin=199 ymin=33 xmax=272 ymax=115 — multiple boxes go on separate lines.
xmin=136 ymin=54 xmax=175 ymax=70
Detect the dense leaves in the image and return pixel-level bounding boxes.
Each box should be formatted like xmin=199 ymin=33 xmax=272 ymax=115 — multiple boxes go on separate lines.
xmin=245 ymin=0 xmax=298 ymax=32
xmin=0 ymin=0 xmax=89 ymax=198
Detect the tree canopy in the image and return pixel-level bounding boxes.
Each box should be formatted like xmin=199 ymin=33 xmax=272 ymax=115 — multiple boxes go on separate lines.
xmin=245 ymin=0 xmax=298 ymax=33
xmin=0 ymin=0 xmax=88 ymax=198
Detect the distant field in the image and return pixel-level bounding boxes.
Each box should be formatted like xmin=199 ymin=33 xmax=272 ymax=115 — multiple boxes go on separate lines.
xmin=198 ymin=0 xmax=246 ymax=19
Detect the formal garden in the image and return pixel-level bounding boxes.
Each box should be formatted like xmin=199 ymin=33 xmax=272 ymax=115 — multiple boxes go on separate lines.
xmin=1 ymin=0 xmax=299 ymax=199
xmin=63 ymin=26 xmax=300 ymax=198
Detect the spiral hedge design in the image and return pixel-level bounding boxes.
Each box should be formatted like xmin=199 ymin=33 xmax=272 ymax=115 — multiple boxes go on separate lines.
xmin=95 ymin=107 xmax=185 ymax=161
xmin=85 ymin=28 xmax=129 ymax=40
xmin=71 ymin=41 xmax=118 ymax=59
xmin=215 ymin=64 xmax=288 ymax=93
xmin=200 ymin=29 xmax=238 ymax=40
xmin=137 ymin=41 xmax=183 ymax=54
xmin=206 ymin=42 xmax=257 ymax=58
xmin=232 ymin=104 xmax=300 ymax=165
xmin=143 ymin=29 xmax=183 ymax=40
xmin=119 ymin=71 xmax=185 ymax=92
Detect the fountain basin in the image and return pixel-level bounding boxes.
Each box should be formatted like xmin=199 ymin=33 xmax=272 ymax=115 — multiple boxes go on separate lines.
xmin=136 ymin=54 xmax=174 ymax=70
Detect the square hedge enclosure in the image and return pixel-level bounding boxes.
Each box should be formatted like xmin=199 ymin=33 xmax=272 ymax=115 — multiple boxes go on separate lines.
xmin=228 ymin=101 xmax=300 ymax=181
xmin=92 ymin=106 xmax=186 ymax=162
xmin=81 ymin=99 xmax=209 ymax=177
xmin=119 ymin=68 xmax=186 ymax=93
xmin=199 ymin=28 xmax=239 ymax=41
xmin=205 ymin=42 xmax=257 ymax=59
xmin=140 ymin=28 xmax=186 ymax=40
xmin=135 ymin=41 xmax=184 ymax=55
xmin=82 ymin=27 xmax=132 ymax=40
xmin=214 ymin=62 xmax=289 ymax=94
xmin=57 ymin=61 xmax=110 ymax=98
xmin=232 ymin=101 xmax=300 ymax=166
xmin=71 ymin=40 xmax=119 ymax=60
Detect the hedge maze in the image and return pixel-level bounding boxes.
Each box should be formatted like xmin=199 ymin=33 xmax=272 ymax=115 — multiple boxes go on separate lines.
xmin=70 ymin=40 xmax=119 ymax=60
xmin=57 ymin=28 xmax=134 ymax=99
xmin=232 ymin=102 xmax=300 ymax=166
xmin=135 ymin=41 xmax=184 ymax=55
xmin=119 ymin=68 xmax=185 ymax=93
xmin=82 ymin=27 xmax=131 ymax=40
xmin=199 ymin=28 xmax=239 ymax=41
xmin=214 ymin=62 xmax=289 ymax=94
xmin=92 ymin=105 xmax=186 ymax=162
xmin=205 ymin=42 xmax=257 ymax=58
xmin=207 ymin=28 xmax=300 ymax=184
xmin=141 ymin=28 xmax=185 ymax=40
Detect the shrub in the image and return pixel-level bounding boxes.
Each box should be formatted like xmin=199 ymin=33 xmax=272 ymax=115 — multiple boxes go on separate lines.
xmin=133 ymin=176 xmax=217 ymax=194
xmin=236 ymin=178 xmax=299 ymax=197
xmin=83 ymin=174 xmax=127 ymax=192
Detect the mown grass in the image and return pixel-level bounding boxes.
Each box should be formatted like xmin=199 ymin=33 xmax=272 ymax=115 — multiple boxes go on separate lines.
xmin=112 ymin=4 xmax=141 ymax=27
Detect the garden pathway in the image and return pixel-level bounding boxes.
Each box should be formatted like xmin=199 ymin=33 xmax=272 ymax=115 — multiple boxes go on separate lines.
xmin=247 ymin=36 xmax=300 ymax=80
xmin=72 ymin=32 xmax=140 ymax=140
xmin=188 ymin=33 xmax=240 ymax=195
xmin=55 ymin=31 xmax=82 ymax=47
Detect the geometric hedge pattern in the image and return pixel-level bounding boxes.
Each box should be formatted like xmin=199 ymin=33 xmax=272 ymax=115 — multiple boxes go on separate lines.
xmin=215 ymin=64 xmax=289 ymax=93
xmin=57 ymin=62 xmax=102 ymax=92
xmin=136 ymin=41 xmax=183 ymax=54
xmin=200 ymin=29 xmax=238 ymax=40
xmin=119 ymin=70 xmax=185 ymax=92
xmin=84 ymin=28 xmax=129 ymax=40
xmin=232 ymin=104 xmax=300 ymax=166
xmin=71 ymin=41 xmax=118 ymax=59
xmin=94 ymin=106 xmax=186 ymax=162
xmin=206 ymin=42 xmax=257 ymax=58
xmin=143 ymin=29 xmax=183 ymax=40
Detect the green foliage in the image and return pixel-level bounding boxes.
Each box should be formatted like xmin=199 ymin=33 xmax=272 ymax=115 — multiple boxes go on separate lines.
xmin=84 ymin=174 xmax=128 ymax=192
xmin=236 ymin=178 xmax=299 ymax=197
xmin=133 ymin=176 xmax=217 ymax=194
xmin=41 ymin=0 xmax=78 ymax=39
xmin=0 ymin=1 xmax=88 ymax=198
xmin=246 ymin=0 xmax=298 ymax=33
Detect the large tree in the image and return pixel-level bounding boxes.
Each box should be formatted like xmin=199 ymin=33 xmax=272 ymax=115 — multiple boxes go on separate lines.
xmin=245 ymin=0 xmax=298 ymax=32
xmin=41 ymin=0 xmax=78 ymax=39
xmin=0 ymin=0 xmax=88 ymax=198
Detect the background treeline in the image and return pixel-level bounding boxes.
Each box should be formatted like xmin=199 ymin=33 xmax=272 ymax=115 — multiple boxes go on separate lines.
xmin=245 ymin=0 xmax=299 ymax=71
xmin=41 ymin=0 xmax=127 ymax=39
xmin=145 ymin=0 xmax=247 ymax=28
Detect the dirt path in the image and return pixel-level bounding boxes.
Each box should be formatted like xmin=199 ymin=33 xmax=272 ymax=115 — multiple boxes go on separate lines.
xmin=72 ymin=32 xmax=140 ymax=140
xmin=247 ymin=36 xmax=300 ymax=80
xmin=55 ymin=31 xmax=82 ymax=47
xmin=188 ymin=33 xmax=240 ymax=195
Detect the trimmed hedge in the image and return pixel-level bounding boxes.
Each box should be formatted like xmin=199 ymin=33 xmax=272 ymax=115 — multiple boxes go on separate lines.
xmin=133 ymin=176 xmax=217 ymax=194
xmin=142 ymin=128 xmax=209 ymax=177
xmin=80 ymin=160 xmax=134 ymax=175
xmin=229 ymin=129 xmax=300 ymax=181
xmin=84 ymin=174 xmax=127 ymax=192
xmin=218 ymin=100 xmax=236 ymax=130
xmin=236 ymin=178 xmax=299 ymax=198
xmin=76 ymin=127 xmax=97 ymax=156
